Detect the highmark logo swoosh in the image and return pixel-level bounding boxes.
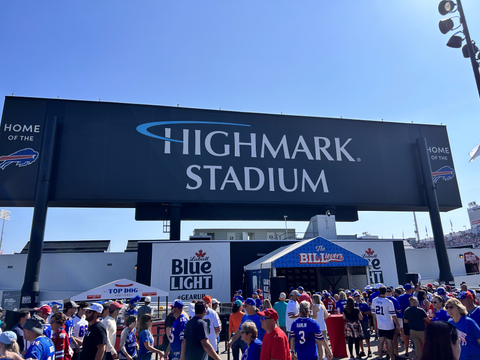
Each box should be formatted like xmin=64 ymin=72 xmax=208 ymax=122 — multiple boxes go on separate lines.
xmin=136 ymin=120 xmax=251 ymax=143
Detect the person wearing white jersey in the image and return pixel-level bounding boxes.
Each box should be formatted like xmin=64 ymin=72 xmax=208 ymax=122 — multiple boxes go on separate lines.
xmin=202 ymin=295 xmax=222 ymax=356
xmin=372 ymin=286 xmax=399 ymax=360
xmin=286 ymin=290 xmax=300 ymax=338
xmin=71 ymin=301 xmax=89 ymax=360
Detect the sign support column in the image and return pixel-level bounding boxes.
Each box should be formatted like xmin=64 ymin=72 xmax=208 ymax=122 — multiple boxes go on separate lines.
xmin=416 ymin=138 xmax=454 ymax=285
xmin=20 ymin=116 xmax=58 ymax=308
xmin=169 ymin=203 xmax=181 ymax=240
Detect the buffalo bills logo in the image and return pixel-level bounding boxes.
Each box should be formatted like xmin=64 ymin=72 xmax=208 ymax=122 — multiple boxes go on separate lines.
xmin=0 ymin=148 xmax=39 ymax=170
xmin=432 ymin=166 xmax=455 ymax=183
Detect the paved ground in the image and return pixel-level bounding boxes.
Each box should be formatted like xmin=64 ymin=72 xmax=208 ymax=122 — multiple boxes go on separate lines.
xmin=215 ymin=334 xmax=418 ymax=360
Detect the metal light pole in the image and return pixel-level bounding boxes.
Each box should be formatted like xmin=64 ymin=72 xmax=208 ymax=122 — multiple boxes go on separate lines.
xmin=284 ymin=215 xmax=288 ymax=240
xmin=439 ymin=0 xmax=480 ymax=98
xmin=0 ymin=209 xmax=11 ymax=253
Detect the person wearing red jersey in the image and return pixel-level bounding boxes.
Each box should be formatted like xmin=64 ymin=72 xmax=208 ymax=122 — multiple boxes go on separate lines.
xmin=258 ymin=309 xmax=291 ymax=360
xmin=50 ymin=312 xmax=72 ymax=360
xmin=323 ymin=293 xmax=336 ymax=314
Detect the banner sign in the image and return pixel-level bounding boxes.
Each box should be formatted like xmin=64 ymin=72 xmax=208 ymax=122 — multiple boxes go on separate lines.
xmin=0 ymin=97 xmax=461 ymax=213
xmin=272 ymin=237 xmax=369 ymax=268
xmin=70 ymin=278 xmax=168 ymax=301
xmin=150 ymin=242 xmax=231 ymax=302
xmin=337 ymin=241 xmax=399 ymax=286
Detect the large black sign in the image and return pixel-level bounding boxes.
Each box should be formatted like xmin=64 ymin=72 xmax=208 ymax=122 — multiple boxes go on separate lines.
xmin=0 ymin=97 xmax=461 ymax=220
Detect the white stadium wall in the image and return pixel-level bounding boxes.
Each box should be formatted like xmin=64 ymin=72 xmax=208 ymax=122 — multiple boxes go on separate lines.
xmin=0 ymin=252 xmax=136 ymax=301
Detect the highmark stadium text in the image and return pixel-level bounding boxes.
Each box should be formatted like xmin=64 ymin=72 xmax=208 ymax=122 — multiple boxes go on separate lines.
xmin=138 ymin=125 xmax=357 ymax=193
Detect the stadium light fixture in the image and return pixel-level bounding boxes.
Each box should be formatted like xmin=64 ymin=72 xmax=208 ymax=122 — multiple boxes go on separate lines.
xmin=438 ymin=1 xmax=456 ymax=16
xmin=462 ymin=42 xmax=479 ymax=58
xmin=437 ymin=0 xmax=480 ymax=98
xmin=446 ymin=32 xmax=464 ymax=48
xmin=439 ymin=17 xmax=460 ymax=34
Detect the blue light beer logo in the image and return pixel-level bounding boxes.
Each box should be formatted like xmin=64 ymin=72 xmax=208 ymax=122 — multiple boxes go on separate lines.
xmin=170 ymin=249 xmax=213 ymax=292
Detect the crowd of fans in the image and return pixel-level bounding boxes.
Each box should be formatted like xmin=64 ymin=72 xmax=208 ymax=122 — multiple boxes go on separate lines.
xmin=414 ymin=231 xmax=480 ymax=249
xmin=1 ymin=281 xmax=480 ymax=360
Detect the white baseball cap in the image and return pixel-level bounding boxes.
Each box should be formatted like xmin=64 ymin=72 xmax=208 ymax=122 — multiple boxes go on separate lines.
xmin=85 ymin=303 xmax=103 ymax=313
xmin=144 ymin=296 xmax=151 ymax=303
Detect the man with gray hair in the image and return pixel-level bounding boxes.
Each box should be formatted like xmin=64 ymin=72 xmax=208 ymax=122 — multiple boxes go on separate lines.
xmin=290 ymin=301 xmax=333 ymax=360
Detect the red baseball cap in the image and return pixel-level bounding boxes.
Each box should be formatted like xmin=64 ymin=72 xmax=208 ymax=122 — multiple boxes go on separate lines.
xmin=256 ymin=289 xmax=261 ymax=293
xmin=34 ymin=305 xmax=51 ymax=315
xmin=203 ymin=295 xmax=212 ymax=303
xmin=258 ymin=308 xmax=279 ymax=322
xmin=427 ymin=283 xmax=433 ymax=288
xmin=109 ymin=302 xmax=122 ymax=310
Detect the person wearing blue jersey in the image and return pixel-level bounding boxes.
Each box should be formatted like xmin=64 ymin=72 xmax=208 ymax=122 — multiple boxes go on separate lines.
xmin=64 ymin=301 xmax=79 ymax=341
xmin=119 ymin=316 xmax=138 ymax=360
xmin=126 ymin=296 xmax=141 ymax=317
xmin=228 ymin=298 xmax=265 ymax=349
xmin=167 ymin=300 xmax=188 ymax=360
xmin=431 ymin=295 xmax=450 ymax=322
xmin=397 ymin=283 xmax=413 ymax=357
xmin=290 ymin=301 xmax=333 ymax=360
xmin=446 ymin=297 xmax=480 ymax=360
xmin=368 ymin=284 xmax=382 ymax=306
xmin=457 ymin=291 xmax=480 ymax=327
xmin=240 ymin=321 xmax=261 ymax=360
xmin=23 ymin=316 xmax=56 ymax=360
xmin=354 ymin=291 xmax=372 ymax=357
xmin=138 ymin=313 xmax=164 ymax=360
xmin=336 ymin=292 xmax=348 ymax=314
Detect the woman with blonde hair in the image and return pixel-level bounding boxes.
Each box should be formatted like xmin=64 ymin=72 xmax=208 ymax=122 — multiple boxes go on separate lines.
xmin=446 ymin=297 xmax=480 ymax=360
xmin=312 ymin=293 xmax=330 ymax=359
xmin=0 ymin=331 xmax=20 ymax=358
xmin=262 ymin=299 xmax=272 ymax=310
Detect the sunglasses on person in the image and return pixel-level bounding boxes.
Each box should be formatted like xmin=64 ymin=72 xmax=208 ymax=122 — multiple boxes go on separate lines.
xmin=240 ymin=331 xmax=250 ymax=334
xmin=445 ymin=305 xmax=455 ymax=309
xmin=260 ymin=316 xmax=272 ymax=321
xmin=431 ymin=301 xmax=439 ymax=304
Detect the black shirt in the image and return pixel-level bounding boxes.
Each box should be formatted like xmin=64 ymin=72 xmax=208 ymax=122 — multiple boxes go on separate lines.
xmin=80 ymin=321 xmax=107 ymax=360
xmin=184 ymin=316 xmax=208 ymax=360
xmin=162 ymin=312 xmax=176 ymax=347
xmin=404 ymin=306 xmax=428 ymax=331
xmin=344 ymin=308 xmax=361 ymax=321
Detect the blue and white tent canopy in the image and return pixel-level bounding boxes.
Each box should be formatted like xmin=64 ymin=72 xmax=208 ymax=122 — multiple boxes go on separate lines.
xmin=244 ymin=237 xmax=369 ymax=270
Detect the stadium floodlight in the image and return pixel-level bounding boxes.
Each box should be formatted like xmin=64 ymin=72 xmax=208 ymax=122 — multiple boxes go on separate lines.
xmin=439 ymin=18 xmax=454 ymax=34
xmin=438 ymin=1 xmax=456 ymax=16
xmin=446 ymin=32 xmax=464 ymax=48
xmin=462 ymin=42 xmax=479 ymax=58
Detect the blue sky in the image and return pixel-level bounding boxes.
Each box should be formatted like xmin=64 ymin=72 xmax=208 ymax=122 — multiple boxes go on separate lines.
xmin=0 ymin=1 xmax=479 ymax=253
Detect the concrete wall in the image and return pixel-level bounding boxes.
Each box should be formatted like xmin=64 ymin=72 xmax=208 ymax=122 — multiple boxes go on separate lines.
xmin=405 ymin=247 xmax=480 ymax=282
xmin=0 ymin=252 xmax=136 ymax=301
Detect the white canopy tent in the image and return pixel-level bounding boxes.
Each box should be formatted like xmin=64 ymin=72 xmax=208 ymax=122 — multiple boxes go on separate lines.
xmin=70 ymin=278 xmax=168 ymax=301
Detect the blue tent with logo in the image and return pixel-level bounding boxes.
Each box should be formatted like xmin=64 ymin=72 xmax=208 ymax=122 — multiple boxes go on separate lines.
xmin=244 ymin=237 xmax=370 ymax=299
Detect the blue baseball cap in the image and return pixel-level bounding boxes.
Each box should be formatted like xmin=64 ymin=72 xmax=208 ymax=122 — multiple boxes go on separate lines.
xmin=437 ymin=287 xmax=446 ymax=295
xmin=457 ymin=291 xmax=474 ymax=300
xmin=404 ymin=284 xmax=412 ymax=290
xmin=0 ymin=331 xmax=17 ymax=345
xmin=245 ymin=298 xmax=256 ymax=306
xmin=237 ymin=290 xmax=242 ymax=294
xmin=170 ymin=300 xmax=184 ymax=309
xmin=298 ymin=286 xmax=304 ymax=291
